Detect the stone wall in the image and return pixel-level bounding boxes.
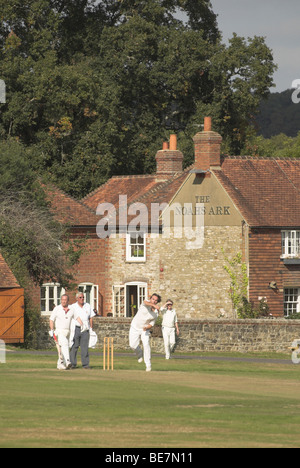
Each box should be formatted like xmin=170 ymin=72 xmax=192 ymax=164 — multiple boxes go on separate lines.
xmin=107 ymin=226 xmax=242 ymax=319
xmin=39 ymin=317 xmax=300 ymax=354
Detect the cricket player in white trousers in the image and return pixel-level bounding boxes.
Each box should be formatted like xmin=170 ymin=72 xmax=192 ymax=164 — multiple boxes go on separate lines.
xmin=160 ymin=300 xmax=180 ymax=359
xmin=49 ymin=294 xmax=83 ymax=370
xmin=129 ymin=294 xmax=161 ymax=372
xmin=70 ymin=292 xmax=96 ymax=369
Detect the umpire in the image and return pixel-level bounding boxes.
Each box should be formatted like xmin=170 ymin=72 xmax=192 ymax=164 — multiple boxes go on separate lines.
xmin=70 ymin=292 xmax=96 ymax=369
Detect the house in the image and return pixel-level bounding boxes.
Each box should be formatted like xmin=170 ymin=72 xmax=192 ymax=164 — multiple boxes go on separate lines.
xmin=34 ymin=185 xmax=106 ymax=316
xmin=0 ymin=253 xmax=24 ymax=343
xmin=38 ymin=117 xmax=300 ymax=319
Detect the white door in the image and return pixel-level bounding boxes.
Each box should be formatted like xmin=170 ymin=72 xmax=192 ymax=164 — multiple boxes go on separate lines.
xmin=113 ymin=285 xmax=126 ymax=317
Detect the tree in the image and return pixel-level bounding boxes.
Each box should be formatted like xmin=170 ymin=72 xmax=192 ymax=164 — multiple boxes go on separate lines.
xmin=0 ymin=0 xmax=277 ymax=198
xmin=242 ymin=132 xmax=300 ymax=159
xmin=0 ymin=139 xmax=84 ymax=288
xmin=255 ymin=89 xmax=300 ymax=138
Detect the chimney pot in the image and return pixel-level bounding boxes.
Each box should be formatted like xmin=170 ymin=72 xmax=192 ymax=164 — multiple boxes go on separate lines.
xmin=162 ymin=141 xmax=169 ymax=150
xmin=204 ymin=116 xmax=212 ymax=132
xmin=169 ymin=134 xmax=177 ymax=151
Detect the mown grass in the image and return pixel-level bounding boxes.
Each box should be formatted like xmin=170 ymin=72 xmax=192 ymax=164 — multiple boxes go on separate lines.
xmin=1 ymin=350 xmax=300 ymax=448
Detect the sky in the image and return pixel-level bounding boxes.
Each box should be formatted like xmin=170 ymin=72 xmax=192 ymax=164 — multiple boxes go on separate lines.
xmin=210 ymin=0 xmax=300 ymax=93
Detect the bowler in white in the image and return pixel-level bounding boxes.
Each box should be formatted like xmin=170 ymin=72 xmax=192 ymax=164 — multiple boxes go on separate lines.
xmin=129 ymin=294 xmax=161 ymax=371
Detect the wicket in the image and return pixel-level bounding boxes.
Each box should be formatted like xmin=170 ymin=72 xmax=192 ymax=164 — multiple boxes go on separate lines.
xmin=103 ymin=337 xmax=114 ymax=370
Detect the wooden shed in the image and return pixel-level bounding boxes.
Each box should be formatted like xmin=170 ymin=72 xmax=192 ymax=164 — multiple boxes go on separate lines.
xmin=0 ymin=253 xmax=24 ymax=343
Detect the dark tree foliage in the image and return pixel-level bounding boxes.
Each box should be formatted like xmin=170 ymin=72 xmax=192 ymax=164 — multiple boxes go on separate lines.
xmin=0 ymin=0 xmax=276 ymax=198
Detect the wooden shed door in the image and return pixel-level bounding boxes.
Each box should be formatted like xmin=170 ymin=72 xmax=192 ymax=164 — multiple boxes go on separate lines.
xmin=0 ymin=288 xmax=25 ymax=343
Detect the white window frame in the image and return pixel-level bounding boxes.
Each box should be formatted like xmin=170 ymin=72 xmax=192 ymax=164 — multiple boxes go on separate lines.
xmin=281 ymin=230 xmax=300 ymax=258
xmin=113 ymin=285 xmax=126 ymax=317
xmin=41 ymin=283 xmax=65 ymax=316
xmin=284 ymin=288 xmax=300 ymax=317
xmin=78 ymin=282 xmax=99 ymax=314
xmin=126 ymin=232 xmax=146 ymax=262
xmin=112 ymin=282 xmax=148 ymax=317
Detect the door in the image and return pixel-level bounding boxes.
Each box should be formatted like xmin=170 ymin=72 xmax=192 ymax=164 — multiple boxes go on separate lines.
xmin=113 ymin=283 xmax=148 ymax=317
xmin=0 ymin=288 xmax=25 ymax=343
xmin=113 ymin=285 xmax=126 ymax=317
xmin=126 ymin=283 xmax=147 ymax=318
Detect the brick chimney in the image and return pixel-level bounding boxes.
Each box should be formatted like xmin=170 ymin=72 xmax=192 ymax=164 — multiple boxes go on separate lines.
xmin=193 ymin=117 xmax=222 ymax=171
xmin=156 ymin=134 xmax=183 ymax=174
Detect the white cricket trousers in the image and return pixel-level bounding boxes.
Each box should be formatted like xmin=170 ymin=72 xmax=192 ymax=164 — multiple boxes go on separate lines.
xmin=129 ymin=326 xmax=151 ymax=369
xmin=56 ymin=329 xmax=71 ymax=366
xmin=162 ymin=326 xmax=176 ymax=359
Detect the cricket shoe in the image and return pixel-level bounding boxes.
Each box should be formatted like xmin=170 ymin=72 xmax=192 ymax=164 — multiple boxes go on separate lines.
xmin=146 ymin=367 xmax=151 ymax=372
xmin=57 ymin=359 xmax=66 ymax=370
xmin=138 ymin=357 xmax=143 ymax=363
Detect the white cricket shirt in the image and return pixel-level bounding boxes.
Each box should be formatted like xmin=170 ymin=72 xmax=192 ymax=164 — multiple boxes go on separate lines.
xmin=161 ymin=308 xmax=178 ymax=328
xmin=70 ymin=302 xmax=96 ymax=328
xmin=50 ymin=305 xmax=78 ymax=330
xmin=131 ymin=303 xmax=158 ymax=330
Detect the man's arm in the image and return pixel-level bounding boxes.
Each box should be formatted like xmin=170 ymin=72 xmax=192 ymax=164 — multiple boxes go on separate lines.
xmin=174 ymin=313 xmax=179 ymax=336
xmin=89 ymin=304 xmax=96 ymax=329
xmin=49 ymin=307 xmax=57 ymax=331
xmin=144 ymin=300 xmax=160 ymax=311
xmin=76 ymin=317 xmax=83 ymax=327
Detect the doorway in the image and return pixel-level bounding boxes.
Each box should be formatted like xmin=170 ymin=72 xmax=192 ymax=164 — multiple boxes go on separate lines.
xmin=126 ymin=283 xmax=147 ymax=318
xmin=113 ymin=282 xmax=147 ymax=317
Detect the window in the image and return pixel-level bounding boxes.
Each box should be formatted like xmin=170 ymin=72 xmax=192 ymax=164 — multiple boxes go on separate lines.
xmin=282 ymin=231 xmax=300 ymax=258
xmin=41 ymin=283 xmax=65 ymax=315
xmin=113 ymin=285 xmax=126 ymax=317
xmin=126 ymin=232 xmax=146 ymax=262
xmin=78 ymin=283 xmax=99 ymax=314
xmin=284 ymin=288 xmax=300 ymax=316
xmin=113 ymin=282 xmax=148 ymax=317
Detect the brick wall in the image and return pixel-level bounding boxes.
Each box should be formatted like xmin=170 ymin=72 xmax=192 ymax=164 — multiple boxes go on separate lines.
xmin=249 ymin=228 xmax=300 ymax=317
xmin=155 ymin=150 xmax=183 ymax=174
xmin=30 ymin=231 xmax=108 ymax=316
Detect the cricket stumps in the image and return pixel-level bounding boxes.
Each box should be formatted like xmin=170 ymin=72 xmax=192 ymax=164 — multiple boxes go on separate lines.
xmin=103 ymin=337 xmax=114 ymax=370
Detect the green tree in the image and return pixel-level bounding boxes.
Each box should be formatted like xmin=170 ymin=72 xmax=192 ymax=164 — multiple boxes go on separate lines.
xmin=0 ymin=139 xmax=84 ymax=289
xmin=242 ymin=131 xmax=300 ymax=159
xmin=222 ymin=251 xmax=249 ymax=319
xmin=0 ymin=0 xmax=277 ymax=198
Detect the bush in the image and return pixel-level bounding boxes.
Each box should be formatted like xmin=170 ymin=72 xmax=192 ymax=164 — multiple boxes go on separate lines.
xmin=285 ymin=313 xmax=300 ymax=320
xmin=237 ymin=297 xmax=270 ymax=319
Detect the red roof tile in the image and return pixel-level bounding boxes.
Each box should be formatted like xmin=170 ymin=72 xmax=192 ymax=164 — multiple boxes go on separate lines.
xmin=213 ymin=157 xmax=300 ymax=227
xmin=44 ymin=185 xmax=99 ymax=226
xmin=83 ymin=175 xmax=165 ymax=210
xmin=0 ymin=253 xmax=20 ymax=288
xmin=82 ymin=172 xmax=189 ymax=227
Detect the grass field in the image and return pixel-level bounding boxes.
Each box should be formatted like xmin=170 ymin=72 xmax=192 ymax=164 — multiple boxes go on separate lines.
xmin=1 ymin=349 xmax=300 ymax=448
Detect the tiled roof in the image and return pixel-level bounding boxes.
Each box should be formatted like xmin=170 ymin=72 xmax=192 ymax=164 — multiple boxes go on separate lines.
xmin=0 ymin=253 xmax=20 ymax=288
xmin=83 ymin=174 xmax=170 ymax=210
xmin=57 ymin=153 xmax=300 ymax=230
xmin=44 ymin=185 xmax=99 ymax=226
xmin=82 ymin=173 xmax=187 ymax=227
xmin=213 ymin=157 xmax=300 ymax=227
